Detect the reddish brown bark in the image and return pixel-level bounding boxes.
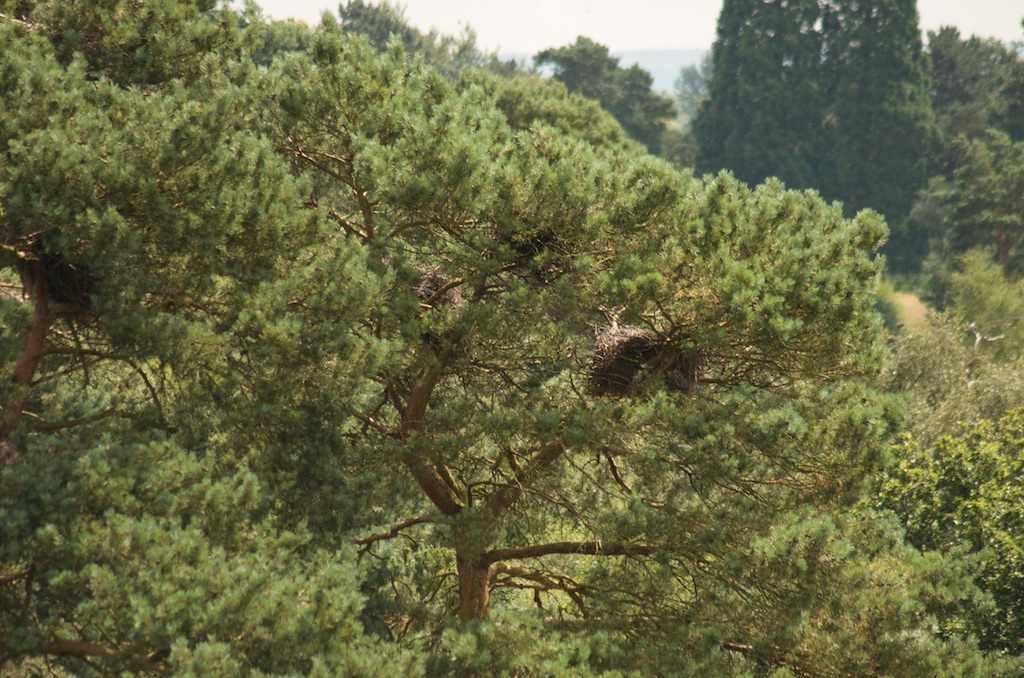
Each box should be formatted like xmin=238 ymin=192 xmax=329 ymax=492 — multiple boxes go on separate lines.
xmin=1 ymin=261 xmax=51 ymax=440
xmin=400 ymin=363 xmax=464 ymax=515
xmin=456 ymin=554 xmax=493 ymax=622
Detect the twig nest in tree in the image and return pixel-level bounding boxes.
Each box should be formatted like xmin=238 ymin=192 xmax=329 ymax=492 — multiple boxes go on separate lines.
xmin=414 ymin=266 xmax=462 ymax=309
xmin=15 ymin=236 xmax=94 ymax=313
xmin=589 ymin=325 xmax=701 ymax=397
xmin=413 ymin=267 xmax=467 ymax=358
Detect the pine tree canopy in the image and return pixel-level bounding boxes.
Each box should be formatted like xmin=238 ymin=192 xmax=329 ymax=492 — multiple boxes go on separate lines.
xmin=0 ymin=2 xmax=1012 ymax=675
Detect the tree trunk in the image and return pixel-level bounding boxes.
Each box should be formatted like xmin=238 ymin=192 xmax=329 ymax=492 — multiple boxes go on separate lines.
xmin=456 ymin=554 xmax=492 ymax=621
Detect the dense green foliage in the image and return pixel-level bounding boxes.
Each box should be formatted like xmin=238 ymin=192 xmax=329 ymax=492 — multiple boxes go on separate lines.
xmin=2 ymin=1 xmax=1024 ymax=675
xmin=879 ymin=410 xmax=1024 ymax=654
xmin=694 ymin=0 xmax=936 ymax=233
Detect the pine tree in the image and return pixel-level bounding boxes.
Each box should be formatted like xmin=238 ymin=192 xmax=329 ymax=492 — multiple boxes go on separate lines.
xmin=0 ymin=4 xmax=1009 ymax=674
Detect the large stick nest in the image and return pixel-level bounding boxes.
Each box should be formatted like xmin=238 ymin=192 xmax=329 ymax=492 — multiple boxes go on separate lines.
xmin=589 ymin=325 xmax=701 ymax=397
xmin=15 ymin=238 xmax=94 ymax=313
xmin=413 ymin=267 xmax=466 ymax=357
xmin=414 ymin=266 xmax=463 ymax=309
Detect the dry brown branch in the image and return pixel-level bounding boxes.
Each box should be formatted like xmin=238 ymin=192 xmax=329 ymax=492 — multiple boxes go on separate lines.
xmin=0 ymin=567 xmax=32 ymax=585
xmin=0 ymin=12 xmax=38 ymax=30
xmin=28 ymin=408 xmax=118 ymax=433
xmin=41 ymin=639 xmax=170 ymax=675
xmin=355 ymin=513 xmax=433 ymax=546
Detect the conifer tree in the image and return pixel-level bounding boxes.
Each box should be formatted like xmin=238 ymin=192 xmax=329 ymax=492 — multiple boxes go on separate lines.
xmin=695 ymin=0 xmax=935 ymax=225
xmin=0 ymin=3 xmax=1010 ymax=674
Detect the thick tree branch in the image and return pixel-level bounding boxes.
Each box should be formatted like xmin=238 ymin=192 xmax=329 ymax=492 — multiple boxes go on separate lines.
xmin=487 ymin=437 xmax=567 ymax=517
xmin=41 ymin=639 xmax=170 ymax=675
xmin=402 ymin=347 xmax=465 ymax=515
xmin=1 ymin=261 xmax=51 ymax=439
xmin=484 ymin=540 xmax=654 ymax=565
xmin=327 ymin=208 xmax=368 ymax=240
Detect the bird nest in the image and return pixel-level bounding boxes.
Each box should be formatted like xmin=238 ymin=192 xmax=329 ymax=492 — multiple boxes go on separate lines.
xmin=414 ymin=266 xmax=462 ymax=309
xmin=14 ymin=235 xmax=93 ymax=313
xmin=588 ymin=325 xmax=701 ymax=397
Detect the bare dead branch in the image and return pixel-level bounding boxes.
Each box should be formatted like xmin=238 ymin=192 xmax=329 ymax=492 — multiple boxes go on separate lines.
xmin=28 ymin=408 xmax=119 ymax=433
xmin=0 ymin=12 xmax=38 ymax=30
xmin=354 ymin=513 xmax=433 ymax=546
xmin=0 ymin=567 xmax=32 ymax=585
xmin=484 ymin=540 xmax=654 ymax=565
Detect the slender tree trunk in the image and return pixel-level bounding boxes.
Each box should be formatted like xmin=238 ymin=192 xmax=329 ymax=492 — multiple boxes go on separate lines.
xmin=1 ymin=262 xmax=51 ymax=440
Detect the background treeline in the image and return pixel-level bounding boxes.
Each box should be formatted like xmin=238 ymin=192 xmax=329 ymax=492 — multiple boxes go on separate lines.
xmin=2 ymin=0 xmax=1024 ymax=675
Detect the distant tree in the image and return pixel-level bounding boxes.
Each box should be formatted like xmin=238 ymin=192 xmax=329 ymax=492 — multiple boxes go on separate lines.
xmin=896 ymin=25 xmax=1024 ymax=274
xmin=695 ymin=0 xmax=935 ymax=225
xmin=338 ymin=0 xmax=423 ymax=53
xmin=338 ymin=0 xmax=518 ymax=78
xmin=928 ymin=27 xmax=1020 ymax=172
xmin=534 ymin=36 xmax=675 ymax=154
xmin=252 ymin=17 xmax=314 ymax=65
xmin=993 ymin=49 xmax=1024 ymax=141
xmin=459 ymin=68 xmax=640 ymax=154
xmin=694 ymin=0 xmax=829 ymax=192
xmin=823 ymin=0 xmax=937 ymax=222
xmin=945 ymin=130 xmax=1024 ymax=277
xmin=673 ymin=51 xmax=711 ymax=124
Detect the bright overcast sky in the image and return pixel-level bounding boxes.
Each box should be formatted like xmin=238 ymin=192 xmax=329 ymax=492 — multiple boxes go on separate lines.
xmin=253 ymin=1 xmax=1024 ymax=54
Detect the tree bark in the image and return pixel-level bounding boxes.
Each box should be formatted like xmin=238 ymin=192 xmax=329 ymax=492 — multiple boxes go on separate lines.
xmin=1 ymin=261 xmax=51 ymax=440
xmin=456 ymin=550 xmax=493 ymax=622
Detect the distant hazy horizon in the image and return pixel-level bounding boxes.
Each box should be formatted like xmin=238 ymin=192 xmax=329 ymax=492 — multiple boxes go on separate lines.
xmin=502 ymin=48 xmax=707 ymax=94
xmin=255 ymin=0 xmax=1024 ymax=55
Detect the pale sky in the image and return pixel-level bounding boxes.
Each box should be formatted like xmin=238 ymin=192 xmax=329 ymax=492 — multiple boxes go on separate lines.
xmin=253 ymin=0 xmax=1024 ymax=53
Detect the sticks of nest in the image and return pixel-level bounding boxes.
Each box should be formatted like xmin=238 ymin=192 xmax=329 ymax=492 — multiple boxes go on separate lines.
xmin=588 ymin=324 xmax=701 ymax=397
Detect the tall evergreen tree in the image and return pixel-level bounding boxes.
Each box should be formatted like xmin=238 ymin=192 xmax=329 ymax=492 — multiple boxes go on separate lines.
xmin=694 ymin=0 xmax=827 ymax=191
xmin=695 ymin=0 xmax=935 ymax=225
xmin=823 ymin=0 xmax=936 ymax=221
